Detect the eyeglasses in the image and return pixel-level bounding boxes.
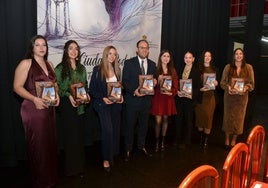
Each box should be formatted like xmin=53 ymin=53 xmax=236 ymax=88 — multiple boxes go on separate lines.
xmin=138 ymin=46 xmax=149 ymax=50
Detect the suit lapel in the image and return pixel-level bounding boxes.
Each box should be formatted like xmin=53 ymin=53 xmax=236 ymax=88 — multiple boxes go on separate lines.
xmin=147 ymin=60 xmax=153 ymax=74
xmin=134 ymin=57 xmax=142 ymax=75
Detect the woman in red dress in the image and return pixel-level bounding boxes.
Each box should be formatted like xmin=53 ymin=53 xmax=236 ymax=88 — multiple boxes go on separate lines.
xmin=150 ymin=50 xmax=178 ymax=152
xmin=13 ymin=35 xmax=59 ymax=188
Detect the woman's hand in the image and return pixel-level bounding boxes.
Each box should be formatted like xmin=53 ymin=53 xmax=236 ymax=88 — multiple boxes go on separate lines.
xmin=162 ymin=90 xmax=172 ymax=96
xmin=243 ymin=86 xmax=248 ymax=93
xmin=134 ymin=88 xmax=146 ymax=97
xmin=228 ymin=85 xmax=235 ymax=95
xmin=200 ymin=87 xmax=210 ymax=92
xmin=86 ymin=94 xmax=91 ymax=103
xmin=69 ymin=95 xmax=78 ymax=107
xmin=213 ymin=80 xmax=218 ymax=87
xmin=34 ymin=96 xmax=48 ymax=109
xmin=116 ymin=96 xmax=124 ymax=104
xmin=153 ymin=78 xmax=157 ymax=87
xmin=54 ymin=94 xmax=60 ymax=106
xmin=177 ymin=90 xmax=183 ymax=97
xmin=103 ymin=97 xmax=113 ymax=104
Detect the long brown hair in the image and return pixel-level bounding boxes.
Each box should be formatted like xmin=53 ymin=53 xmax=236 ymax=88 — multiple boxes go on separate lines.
xmin=198 ymin=51 xmax=216 ymax=73
xmin=229 ymin=48 xmax=249 ymax=78
xmin=100 ymin=45 xmax=121 ymax=80
xmin=156 ymin=49 xmax=175 ymax=77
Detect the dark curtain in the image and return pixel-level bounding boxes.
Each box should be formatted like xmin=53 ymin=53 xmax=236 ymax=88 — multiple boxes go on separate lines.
xmin=243 ymin=0 xmax=265 ymax=129
xmin=244 ymin=0 xmax=265 ymax=91
xmin=0 ymin=0 xmax=37 ymax=166
xmin=245 ymin=0 xmax=265 ymax=66
xmin=1 ymin=0 xmax=230 ymax=166
xmin=161 ymin=0 xmax=229 ymax=73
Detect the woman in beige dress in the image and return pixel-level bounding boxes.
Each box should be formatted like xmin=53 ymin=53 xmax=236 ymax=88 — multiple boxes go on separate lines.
xmin=220 ymin=48 xmax=254 ymax=149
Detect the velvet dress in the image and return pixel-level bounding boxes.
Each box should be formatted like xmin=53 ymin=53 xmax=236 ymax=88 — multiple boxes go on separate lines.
xmin=20 ymin=58 xmax=58 ymax=188
xmin=195 ymin=67 xmax=216 ymax=130
xmin=151 ymin=69 xmax=178 ymax=116
xmin=220 ymin=63 xmax=254 ymax=135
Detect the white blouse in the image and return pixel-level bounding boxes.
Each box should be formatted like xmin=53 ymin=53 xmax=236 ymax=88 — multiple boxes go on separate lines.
xmin=106 ymin=75 xmax=117 ymax=82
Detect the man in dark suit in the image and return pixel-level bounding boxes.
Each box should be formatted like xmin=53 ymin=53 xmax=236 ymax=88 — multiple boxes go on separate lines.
xmin=122 ymin=39 xmax=157 ymax=161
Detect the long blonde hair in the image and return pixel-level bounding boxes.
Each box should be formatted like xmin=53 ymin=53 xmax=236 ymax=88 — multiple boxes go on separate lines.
xmin=100 ymin=46 xmax=121 ymax=81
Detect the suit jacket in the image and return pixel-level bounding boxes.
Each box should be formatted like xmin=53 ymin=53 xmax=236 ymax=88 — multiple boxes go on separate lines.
xmin=89 ymin=65 xmax=122 ymax=111
xmin=122 ymin=56 xmax=156 ymax=108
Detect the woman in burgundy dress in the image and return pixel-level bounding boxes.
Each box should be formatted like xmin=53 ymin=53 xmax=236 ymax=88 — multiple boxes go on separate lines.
xmin=13 ymin=35 xmax=59 ymax=188
xmin=150 ymin=50 xmax=178 ymax=152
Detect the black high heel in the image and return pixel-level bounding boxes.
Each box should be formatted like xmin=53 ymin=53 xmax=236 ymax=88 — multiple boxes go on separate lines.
xmin=161 ymin=136 xmax=166 ymax=151
xmin=103 ymin=161 xmax=111 ymax=172
xmin=155 ymin=138 xmax=159 ymax=152
xmin=155 ymin=142 xmax=159 ymax=152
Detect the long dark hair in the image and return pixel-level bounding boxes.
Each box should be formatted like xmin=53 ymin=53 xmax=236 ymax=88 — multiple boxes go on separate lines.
xmin=24 ymin=35 xmax=48 ymax=60
xmin=230 ymin=48 xmax=246 ymax=68
xmin=156 ymin=49 xmax=175 ymax=76
xmin=229 ymin=48 xmax=248 ymax=77
xmin=198 ymin=51 xmax=216 ymax=73
xmin=60 ymin=40 xmax=83 ymax=80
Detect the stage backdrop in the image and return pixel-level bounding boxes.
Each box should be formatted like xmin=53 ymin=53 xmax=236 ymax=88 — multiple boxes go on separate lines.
xmin=38 ymin=0 xmax=162 ymax=81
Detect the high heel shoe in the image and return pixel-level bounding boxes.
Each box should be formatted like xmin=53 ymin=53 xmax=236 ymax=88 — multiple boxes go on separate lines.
xmin=230 ymin=141 xmax=236 ymax=148
xmin=103 ymin=161 xmax=111 ymax=172
xmin=161 ymin=136 xmax=166 ymax=151
xmin=230 ymin=144 xmax=235 ymax=148
xmin=224 ymin=140 xmax=230 ymax=151
xmin=155 ymin=141 xmax=159 ymax=152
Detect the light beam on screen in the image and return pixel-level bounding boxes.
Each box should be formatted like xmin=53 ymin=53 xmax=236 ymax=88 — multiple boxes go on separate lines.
xmin=261 ymin=36 xmax=268 ymax=43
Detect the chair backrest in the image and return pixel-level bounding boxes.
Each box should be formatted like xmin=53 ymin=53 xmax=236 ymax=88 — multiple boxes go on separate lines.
xmin=178 ymin=165 xmax=219 ymax=188
xmin=246 ymin=125 xmax=265 ymax=187
xmin=221 ymin=143 xmax=249 ymax=188
xmin=264 ymin=141 xmax=268 ymax=183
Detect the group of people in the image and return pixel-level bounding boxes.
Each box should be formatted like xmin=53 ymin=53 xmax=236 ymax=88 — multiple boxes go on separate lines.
xmin=13 ymin=35 xmax=254 ymax=188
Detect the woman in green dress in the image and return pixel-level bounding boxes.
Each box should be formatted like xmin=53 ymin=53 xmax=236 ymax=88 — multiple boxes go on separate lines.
xmin=55 ymin=40 xmax=90 ymax=177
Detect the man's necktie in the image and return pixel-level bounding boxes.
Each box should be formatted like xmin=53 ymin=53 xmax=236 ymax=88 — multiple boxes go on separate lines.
xmin=141 ymin=60 xmax=145 ymax=75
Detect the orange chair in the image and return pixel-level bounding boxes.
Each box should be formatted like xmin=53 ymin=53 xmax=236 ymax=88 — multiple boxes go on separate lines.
xmin=264 ymin=143 xmax=268 ymax=183
xmin=246 ymin=125 xmax=265 ymax=187
xmin=221 ymin=143 xmax=249 ymax=188
xmin=178 ymin=165 xmax=219 ymax=188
